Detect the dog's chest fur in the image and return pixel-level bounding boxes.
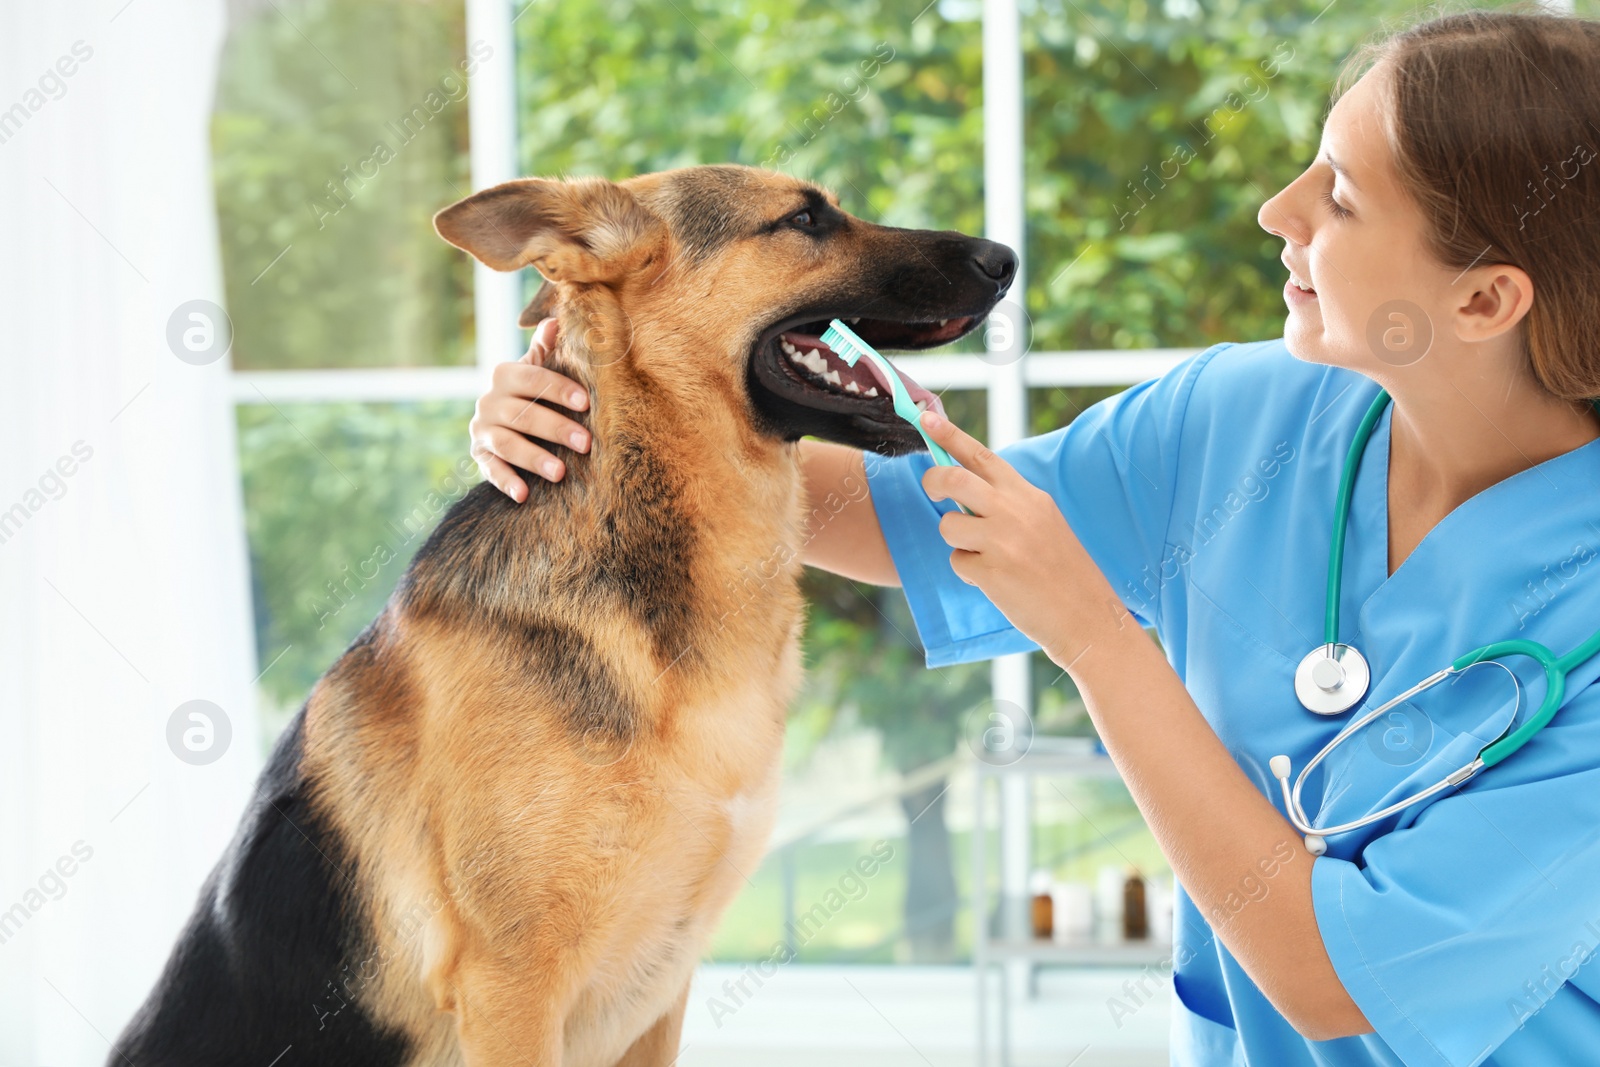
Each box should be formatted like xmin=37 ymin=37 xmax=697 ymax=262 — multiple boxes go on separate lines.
xmin=551 ymin=638 xmax=799 ymax=1067
xmin=558 ymin=686 xmax=790 ymax=1066
xmin=300 ymin=410 xmax=808 ymax=1064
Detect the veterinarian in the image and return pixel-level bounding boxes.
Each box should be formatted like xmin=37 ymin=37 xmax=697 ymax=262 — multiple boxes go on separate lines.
xmin=469 ymin=11 xmax=1600 ymax=1065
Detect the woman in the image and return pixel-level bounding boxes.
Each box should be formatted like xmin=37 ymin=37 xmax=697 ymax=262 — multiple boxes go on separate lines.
xmin=467 ymin=10 xmax=1600 ymax=1064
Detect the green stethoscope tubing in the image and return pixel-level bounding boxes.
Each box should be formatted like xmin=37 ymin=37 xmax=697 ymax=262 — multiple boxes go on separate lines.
xmin=1322 ymin=391 xmax=1392 ymax=652
xmin=1326 ymin=390 xmax=1600 ymax=768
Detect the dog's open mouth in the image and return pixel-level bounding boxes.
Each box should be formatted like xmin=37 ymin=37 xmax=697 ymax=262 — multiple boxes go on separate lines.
xmin=769 ymin=316 xmax=977 ymax=419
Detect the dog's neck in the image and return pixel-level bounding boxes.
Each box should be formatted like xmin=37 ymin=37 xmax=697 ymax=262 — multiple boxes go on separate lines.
xmin=551 ymin=307 xmax=791 ymax=494
xmin=545 ymin=307 xmax=808 ymax=633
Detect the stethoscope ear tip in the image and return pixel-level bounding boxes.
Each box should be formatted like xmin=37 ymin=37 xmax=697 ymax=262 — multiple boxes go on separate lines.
xmin=1272 ymin=755 xmax=1329 ymax=854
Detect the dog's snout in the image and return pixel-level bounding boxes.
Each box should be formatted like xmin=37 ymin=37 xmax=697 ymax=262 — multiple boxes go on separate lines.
xmin=971 ymin=240 xmax=1018 ymax=292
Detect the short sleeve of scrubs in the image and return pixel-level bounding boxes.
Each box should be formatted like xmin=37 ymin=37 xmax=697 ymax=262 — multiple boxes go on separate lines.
xmin=1313 ymin=679 xmax=1600 ymax=1067
xmin=862 ymin=342 xmax=1228 ymax=668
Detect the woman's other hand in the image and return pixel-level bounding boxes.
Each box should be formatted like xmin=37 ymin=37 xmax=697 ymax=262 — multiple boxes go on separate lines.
xmin=469 ymin=317 xmax=590 ymax=502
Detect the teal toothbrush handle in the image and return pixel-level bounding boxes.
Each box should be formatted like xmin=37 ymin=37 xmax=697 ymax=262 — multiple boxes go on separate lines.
xmin=923 ymin=436 xmax=958 ymax=467
xmin=822 ymin=319 xmax=971 ymax=513
xmin=916 ymin=422 xmax=971 ymax=514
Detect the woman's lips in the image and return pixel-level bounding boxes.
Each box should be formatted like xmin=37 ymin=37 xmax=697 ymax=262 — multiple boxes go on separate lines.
xmin=1285 ymin=279 xmax=1318 ymax=306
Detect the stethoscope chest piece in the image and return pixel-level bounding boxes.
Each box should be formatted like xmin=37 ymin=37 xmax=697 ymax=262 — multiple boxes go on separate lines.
xmin=1295 ymin=643 xmax=1371 ymax=716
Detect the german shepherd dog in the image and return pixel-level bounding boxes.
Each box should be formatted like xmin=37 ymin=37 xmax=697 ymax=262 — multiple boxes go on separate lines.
xmin=112 ymin=165 xmax=1015 ymax=1066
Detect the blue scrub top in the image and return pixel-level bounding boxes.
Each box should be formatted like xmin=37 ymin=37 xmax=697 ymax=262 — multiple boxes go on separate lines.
xmin=863 ymin=338 xmax=1600 ymax=1067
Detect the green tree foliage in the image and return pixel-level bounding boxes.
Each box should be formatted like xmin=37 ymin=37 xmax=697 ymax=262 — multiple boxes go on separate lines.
xmin=212 ymin=0 xmax=475 ymax=369
xmin=237 ymin=401 xmax=476 ymax=732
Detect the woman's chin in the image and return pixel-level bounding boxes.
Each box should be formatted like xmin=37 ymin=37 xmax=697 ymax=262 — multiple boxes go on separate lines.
xmin=1282 ymin=318 xmax=1353 ymax=371
xmin=1283 ymin=317 xmax=1322 ymax=361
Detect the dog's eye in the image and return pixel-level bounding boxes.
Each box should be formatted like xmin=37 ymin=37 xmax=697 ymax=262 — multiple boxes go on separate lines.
xmin=790 ymin=210 xmax=815 ymax=228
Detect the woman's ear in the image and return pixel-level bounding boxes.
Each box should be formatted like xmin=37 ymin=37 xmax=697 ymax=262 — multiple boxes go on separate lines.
xmin=433 ymin=177 xmax=663 ymax=283
xmin=1454 ymin=261 xmax=1535 ymax=343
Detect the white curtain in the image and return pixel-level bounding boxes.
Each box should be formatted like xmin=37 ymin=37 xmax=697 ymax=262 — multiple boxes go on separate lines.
xmin=0 ymin=1 xmax=262 ymax=1061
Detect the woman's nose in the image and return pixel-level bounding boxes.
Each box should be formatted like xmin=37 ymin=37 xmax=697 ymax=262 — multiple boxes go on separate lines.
xmin=1258 ymin=180 xmax=1309 ymax=246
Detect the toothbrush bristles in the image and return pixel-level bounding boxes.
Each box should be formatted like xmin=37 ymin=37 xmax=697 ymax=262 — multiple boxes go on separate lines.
xmin=823 ymin=319 xmax=872 ymax=366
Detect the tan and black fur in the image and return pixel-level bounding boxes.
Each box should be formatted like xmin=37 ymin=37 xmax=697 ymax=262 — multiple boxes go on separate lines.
xmin=111 ymin=165 xmax=1015 ymax=1066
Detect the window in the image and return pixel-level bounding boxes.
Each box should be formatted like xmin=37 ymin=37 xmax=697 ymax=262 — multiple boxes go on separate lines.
xmin=214 ymin=0 xmax=478 ymax=740
xmin=217 ymin=0 xmax=1489 ymax=966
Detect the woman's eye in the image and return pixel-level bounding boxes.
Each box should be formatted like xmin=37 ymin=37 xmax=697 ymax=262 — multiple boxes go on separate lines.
xmin=791 ymin=210 xmax=815 ymax=227
xmin=1321 ymin=189 xmax=1352 ymax=220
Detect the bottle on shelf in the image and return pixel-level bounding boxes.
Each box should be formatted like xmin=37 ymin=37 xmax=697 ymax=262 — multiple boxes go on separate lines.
xmin=1029 ymin=869 xmax=1054 ymax=940
xmin=1123 ymin=867 xmax=1148 ymax=940
xmin=1050 ymin=880 xmax=1093 ymax=943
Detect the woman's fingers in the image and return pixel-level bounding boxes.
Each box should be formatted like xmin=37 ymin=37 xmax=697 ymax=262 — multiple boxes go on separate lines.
xmin=522 ymin=316 xmax=559 ymax=365
xmin=510 ymin=318 xmax=586 ymax=411
xmin=471 ymin=424 xmax=567 ymax=485
xmin=480 ymin=392 xmax=589 ymax=454
xmin=490 ymin=360 xmax=589 ymax=413
xmin=475 ymin=450 xmax=530 ymax=504
xmin=922 ymin=464 xmax=999 ymax=516
xmin=473 ymin=318 xmax=585 ymax=501
xmin=918 ymin=410 xmax=1018 ymax=488
xmin=936 ymin=510 xmax=987 ymax=553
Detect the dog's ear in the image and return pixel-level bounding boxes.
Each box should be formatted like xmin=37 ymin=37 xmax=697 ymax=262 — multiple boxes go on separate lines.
xmin=433 ymin=177 xmax=662 ymax=283
xmin=518 ymin=280 xmax=558 ymax=329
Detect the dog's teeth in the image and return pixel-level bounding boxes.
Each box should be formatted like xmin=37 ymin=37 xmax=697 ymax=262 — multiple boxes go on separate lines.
xmin=938 ymin=319 xmax=948 ymax=327
xmin=915 ymin=398 xmax=929 ymax=411
xmin=822 ymin=369 xmax=842 ymax=386
xmin=849 ymin=317 xmax=861 ymax=324
xmin=794 ymin=349 xmax=829 ymax=376
xmin=864 ymin=386 xmax=879 ymax=397
xmin=845 ymin=382 xmax=860 ymax=394
xmin=782 ymin=340 xmax=798 ymax=355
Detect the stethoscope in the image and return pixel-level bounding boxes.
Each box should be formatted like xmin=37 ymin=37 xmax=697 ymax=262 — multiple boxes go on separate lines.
xmin=1272 ymin=389 xmax=1600 ymax=855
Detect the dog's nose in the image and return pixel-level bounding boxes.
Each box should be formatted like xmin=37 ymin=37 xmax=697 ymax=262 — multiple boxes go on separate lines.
xmin=971 ymin=241 xmax=1018 ymax=292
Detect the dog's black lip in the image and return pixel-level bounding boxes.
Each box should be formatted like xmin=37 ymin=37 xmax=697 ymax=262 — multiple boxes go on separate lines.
xmin=752 ymin=305 xmax=986 ymax=354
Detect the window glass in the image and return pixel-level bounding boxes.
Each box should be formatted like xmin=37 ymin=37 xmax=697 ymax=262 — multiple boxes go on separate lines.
xmin=213 ymin=0 xmax=474 ymax=370
xmin=514 ymin=0 xmax=988 ymax=326
xmin=237 ymin=400 xmax=475 ymax=740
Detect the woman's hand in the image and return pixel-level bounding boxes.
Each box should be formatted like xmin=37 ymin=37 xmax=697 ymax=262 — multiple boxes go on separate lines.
xmin=469 ymin=317 xmax=591 ymax=502
xmin=916 ymin=410 xmax=1124 ymax=666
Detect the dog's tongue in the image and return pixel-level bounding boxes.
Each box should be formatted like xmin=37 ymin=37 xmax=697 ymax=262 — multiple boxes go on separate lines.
xmin=782 ymin=333 xmax=946 ymax=419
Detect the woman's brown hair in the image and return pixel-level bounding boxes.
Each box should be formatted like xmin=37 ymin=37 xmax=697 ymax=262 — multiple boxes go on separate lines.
xmin=1335 ymin=6 xmax=1600 ymax=401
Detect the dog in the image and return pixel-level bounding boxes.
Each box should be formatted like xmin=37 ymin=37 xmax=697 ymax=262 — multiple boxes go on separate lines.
xmin=110 ymin=164 xmax=1015 ymax=1066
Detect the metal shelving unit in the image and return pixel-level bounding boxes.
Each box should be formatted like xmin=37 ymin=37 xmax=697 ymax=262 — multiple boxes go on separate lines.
xmin=971 ymin=738 xmax=1173 ymax=1067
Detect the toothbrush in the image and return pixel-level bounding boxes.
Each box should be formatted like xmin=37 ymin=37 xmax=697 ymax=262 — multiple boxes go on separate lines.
xmin=821 ymin=318 xmax=972 ymax=516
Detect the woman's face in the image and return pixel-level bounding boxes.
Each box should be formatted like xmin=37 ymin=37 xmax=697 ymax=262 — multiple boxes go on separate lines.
xmin=1258 ymin=62 xmax=1452 ymax=375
